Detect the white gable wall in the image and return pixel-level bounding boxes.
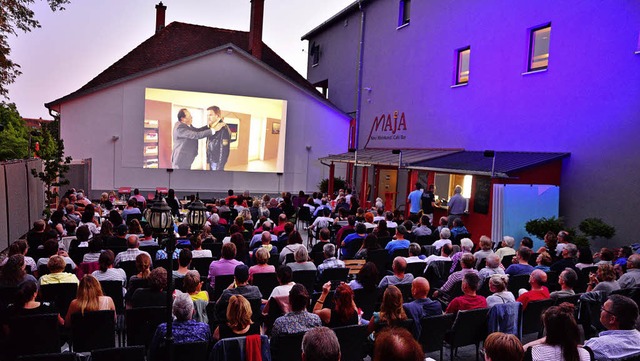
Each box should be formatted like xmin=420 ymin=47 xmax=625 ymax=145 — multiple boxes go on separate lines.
xmin=59 ymin=50 xmax=350 ymax=195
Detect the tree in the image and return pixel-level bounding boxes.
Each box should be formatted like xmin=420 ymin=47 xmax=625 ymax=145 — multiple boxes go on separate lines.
xmin=0 ymin=0 xmax=70 ymax=98
xmin=31 ymin=113 xmax=72 ymax=217
xmin=0 ymin=102 xmax=30 ymax=160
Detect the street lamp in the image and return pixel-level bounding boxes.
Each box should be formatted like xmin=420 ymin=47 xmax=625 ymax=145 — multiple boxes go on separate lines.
xmin=186 ymin=198 xmax=207 ymax=233
xmin=148 ymin=198 xmax=175 ymax=360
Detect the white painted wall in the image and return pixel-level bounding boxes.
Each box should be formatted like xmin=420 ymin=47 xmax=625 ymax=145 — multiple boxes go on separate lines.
xmin=58 ymin=49 xmax=350 ymax=195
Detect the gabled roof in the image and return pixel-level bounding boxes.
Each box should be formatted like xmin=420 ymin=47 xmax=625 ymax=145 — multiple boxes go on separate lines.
xmin=301 ymin=1 xmax=362 ymax=40
xmin=408 ymin=151 xmax=570 ymax=178
xmin=46 ymin=22 xmax=324 ymax=109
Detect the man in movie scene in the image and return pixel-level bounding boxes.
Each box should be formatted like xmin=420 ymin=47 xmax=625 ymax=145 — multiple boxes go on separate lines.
xmin=172 ymin=108 xmax=224 ymax=169
xmin=206 ymin=105 xmax=233 ymax=171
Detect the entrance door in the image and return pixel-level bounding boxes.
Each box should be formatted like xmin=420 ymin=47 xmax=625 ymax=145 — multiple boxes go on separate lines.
xmin=377 ymin=169 xmax=398 ymax=210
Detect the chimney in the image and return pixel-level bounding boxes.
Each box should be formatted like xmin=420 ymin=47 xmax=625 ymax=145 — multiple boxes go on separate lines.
xmin=155 ymin=2 xmax=167 ymax=34
xmin=249 ymin=0 xmax=264 ymax=60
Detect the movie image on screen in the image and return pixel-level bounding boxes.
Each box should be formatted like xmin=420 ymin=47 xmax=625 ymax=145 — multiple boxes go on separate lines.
xmin=144 ymin=88 xmax=287 ymax=173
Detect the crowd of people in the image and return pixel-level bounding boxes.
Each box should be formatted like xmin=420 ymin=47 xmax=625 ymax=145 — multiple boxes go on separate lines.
xmin=1 ymin=186 xmax=640 ymax=361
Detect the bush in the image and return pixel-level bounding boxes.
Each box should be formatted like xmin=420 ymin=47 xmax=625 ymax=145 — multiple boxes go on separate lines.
xmin=318 ymin=177 xmax=347 ymax=195
xmin=525 ymin=216 xmax=615 ymax=248
xmin=525 ymin=216 xmax=565 ymax=240
xmin=579 ymin=218 xmax=615 ymax=240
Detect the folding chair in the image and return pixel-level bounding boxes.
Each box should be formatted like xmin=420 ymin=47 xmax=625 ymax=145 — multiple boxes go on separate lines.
xmin=70 ymin=310 xmax=116 ymax=352
xmin=444 ymin=307 xmax=490 ymax=361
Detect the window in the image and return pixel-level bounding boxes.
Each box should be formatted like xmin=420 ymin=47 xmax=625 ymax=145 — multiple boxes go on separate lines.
xmin=398 ymin=0 xmax=411 ymax=27
xmin=310 ymin=42 xmax=320 ymax=66
xmin=528 ymin=24 xmax=551 ymax=71
xmin=455 ymin=47 xmax=471 ymax=85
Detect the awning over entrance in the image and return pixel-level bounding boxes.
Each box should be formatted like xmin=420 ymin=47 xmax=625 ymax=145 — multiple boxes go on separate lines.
xmin=318 ymin=148 xmax=462 ymax=167
xmin=408 ymin=151 xmax=570 ymax=178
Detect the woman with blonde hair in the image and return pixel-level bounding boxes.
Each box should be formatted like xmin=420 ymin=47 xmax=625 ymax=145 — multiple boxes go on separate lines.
xmin=248 ymin=247 xmax=276 ymax=283
xmin=486 ymin=274 xmax=516 ymax=307
xmin=65 ymin=275 xmax=115 ymax=326
xmin=367 ymin=285 xmax=407 ymax=336
xmin=212 ymin=294 xmax=260 ymax=341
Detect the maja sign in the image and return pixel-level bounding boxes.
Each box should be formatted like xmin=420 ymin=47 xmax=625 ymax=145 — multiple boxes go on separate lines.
xmin=364 ymin=111 xmax=408 ymax=148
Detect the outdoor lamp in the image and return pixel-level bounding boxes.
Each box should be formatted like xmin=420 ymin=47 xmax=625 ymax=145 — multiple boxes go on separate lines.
xmin=186 ymin=199 xmax=207 ymax=231
xmin=149 ymin=198 xmax=172 ymax=231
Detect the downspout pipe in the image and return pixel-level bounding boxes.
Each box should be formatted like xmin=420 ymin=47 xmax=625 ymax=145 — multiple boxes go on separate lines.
xmin=353 ymin=0 xmax=366 ymax=194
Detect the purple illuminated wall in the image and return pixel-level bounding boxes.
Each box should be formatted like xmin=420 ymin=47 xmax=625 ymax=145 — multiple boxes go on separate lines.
xmin=305 ymin=0 xmax=640 ymax=247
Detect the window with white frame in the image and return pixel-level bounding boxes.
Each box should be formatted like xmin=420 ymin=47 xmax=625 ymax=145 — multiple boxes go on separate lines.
xmin=398 ymin=0 xmax=411 ymax=27
xmin=455 ymin=47 xmax=471 ymax=85
xmin=528 ymin=24 xmax=551 ymax=71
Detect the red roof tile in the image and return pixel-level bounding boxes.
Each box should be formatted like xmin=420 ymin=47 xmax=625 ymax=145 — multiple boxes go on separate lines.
xmin=47 ymin=22 xmax=321 ymax=107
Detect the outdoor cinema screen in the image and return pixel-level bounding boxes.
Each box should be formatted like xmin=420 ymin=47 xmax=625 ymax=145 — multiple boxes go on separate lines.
xmin=143 ymin=88 xmax=287 ymax=173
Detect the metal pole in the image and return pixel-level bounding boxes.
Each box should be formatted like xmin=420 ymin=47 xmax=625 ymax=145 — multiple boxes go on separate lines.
xmin=165 ymin=230 xmax=175 ymax=360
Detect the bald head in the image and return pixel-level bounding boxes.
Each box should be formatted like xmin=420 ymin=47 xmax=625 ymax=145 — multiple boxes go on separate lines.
xmin=530 ymin=269 xmax=547 ymax=287
xmin=411 ymin=277 xmax=430 ymax=299
xmin=261 ymin=231 xmax=271 ymax=243
xmin=392 ymin=257 xmax=407 ymax=275
xmin=127 ymin=235 xmax=139 ymax=249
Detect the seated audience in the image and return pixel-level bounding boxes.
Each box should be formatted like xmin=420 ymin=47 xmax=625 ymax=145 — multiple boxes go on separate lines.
xmin=412 ymin=215 xmax=432 ymax=237
xmin=432 ymin=228 xmax=452 ymax=251
xmin=550 ymin=243 xmax=579 ymax=273
xmin=132 ymin=267 xmax=167 ymax=308
xmin=128 ymin=253 xmax=151 ymax=285
xmin=584 ymin=294 xmax=640 ymax=360
xmin=516 ymin=270 xmax=549 ymax=310
xmin=479 ymin=254 xmax=506 ymax=284
xmin=549 ymin=268 xmax=578 ymax=299
xmin=1 ymin=240 xmax=37 ymax=274
xmin=91 ymin=249 xmax=127 ymax=286
xmin=252 ymin=231 xmax=279 ymax=261
xmin=248 ymin=247 xmax=276 ymax=283
xmin=495 ymin=236 xmax=516 ymax=262
xmin=505 ymin=246 xmax=535 ymax=276
xmin=486 ymin=274 xmax=516 ymax=308
xmin=0 ymin=254 xmax=38 ymax=287
xmin=138 ymin=225 xmax=158 ymax=247
xmin=404 ymin=243 xmax=426 ymax=264
xmin=37 ymin=239 xmax=77 ymax=270
xmin=445 ymin=272 xmax=487 ymax=313
xmin=619 ymin=254 xmax=640 ymax=289
xmin=268 ymin=265 xmax=295 ymax=300
xmin=595 ymin=247 xmax=615 ymax=266
xmin=379 ymin=257 xmax=414 ymax=288
xmin=384 ymin=226 xmax=410 ymax=256
xmin=190 ymin=233 xmax=212 ymax=258
xmin=341 ymin=223 xmax=367 ymax=259
xmin=614 ymin=246 xmax=633 ymax=269
xmin=373 ymin=327 xmax=424 ymax=361
xmin=279 ymin=230 xmax=306 ymax=265
xmin=65 ymin=275 xmax=116 ymax=326
xmin=149 ymin=292 xmax=211 ymax=359
xmin=317 ymin=243 xmax=345 ymax=275
xmin=484 ymin=332 xmax=524 ymax=361
xmin=39 ymin=255 xmax=79 ymax=285
xmin=208 ymin=242 xmax=244 ymax=289
xmin=450 ymin=237 xmax=474 ymax=273
xmin=8 ymin=280 xmax=64 ymax=325
xmin=575 ymin=246 xmax=595 ymax=270
xmin=585 ymin=263 xmax=620 ymax=296
xmin=313 ymin=282 xmax=359 ymax=327
xmin=287 ymin=246 xmax=316 ymax=272
xmin=212 ymin=294 xmax=260 ymax=342
xmin=367 ymin=285 xmax=407 ymax=338
xmin=354 ymin=234 xmax=381 ymax=260
xmin=215 ymin=265 xmax=262 ymax=321
xmin=311 ymin=227 xmax=332 ymax=255
xmin=173 ymin=249 xmax=192 ymax=279
xmin=450 ymin=217 xmax=469 ymax=239
xmin=523 ymin=303 xmax=590 ymax=360
xmin=349 ymin=261 xmax=379 ymax=291
xmin=373 ymin=219 xmax=391 ymax=238
xmin=424 ymin=243 xmax=454 ymax=268
xmin=402 ymin=277 xmax=442 ymax=338
xmin=114 ymin=235 xmax=151 ymax=266
xmin=301 ymin=326 xmax=341 ymax=361
xmin=473 ymin=235 xmax=494 ymax=268
xmin=533 ymin=251 xmax=552 ymax=272
xmin=433 ymin=253 xmax=477 ymax=299
xmin=82 ymin=236 xmax=103 ymax=263
xmin=183 ymin=270 xmax=208 ymax=302
xmin=271 ymin=284 xmax=322 ymax=338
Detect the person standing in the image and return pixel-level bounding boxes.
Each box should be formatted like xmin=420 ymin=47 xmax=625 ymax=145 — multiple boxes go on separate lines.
xmin=172 ymin=108 xmax=220 ymax=169
xmin=407 ymin=183 xmax=423 ymax=220
xmin=447 ymin=185 xmax=466 ymax=228
xmin=206 ymin=106 xmax=233 ymax=171
xmin=420 ymin=184 xmax=437 ymax=224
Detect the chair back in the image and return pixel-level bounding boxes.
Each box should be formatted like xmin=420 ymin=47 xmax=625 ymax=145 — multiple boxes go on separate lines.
xmin=99 ymin=280 xmax=125 ymax=314
xmin=189 ymin=257 xmax=213 ymax=277
xmin=15 ymin=353 xmax=77 ymax=361
xmin=70 ymin=310 xmax=116 ymax=352
xmin=155 ymin=341 xmax=209 ymax=361
xmin=508 ymin=274 xmax=531 ymax=299
xmin=8 ymin=313 xmax=60 ymax=357
xmin=92 ymin=345 xmax=146 ymax=361
xmin=202 ymin=242 xmax=223 ymax=259
xmin=522 ymin=298 xmax=554 ymax=336
xmin=125 ymin=306 xmax=166 ymax=347
xmin=270 ymin=332 xmax=305 ymax=361
xmin=405 ymin=262 xmax=426 ymax=278
xmin=117 ymin=260 xmax=138 ymax=280
xmin=446 ymin=307 xmax=490 ymax=348
xmin=422 ymin=245 xmax=437 ymax=257
xmin=39 ymin=283 xmax=78 ymax=318
xmin=154 ymin=258 xmax=178 ymax=271
xmin=487 ymin=302 xmax=523 ymax=340
xmin=554 ymin=293 xmax=581 ymax=306
xmin=419 ymin=313 xmax=455 ymax=353
xmin=501 ymin=254 xmax=515 ymax=268
xmin=139 ymin=245 xmax=161 ymax=260
xmin=252 ymin=272 xmax=279 ymax=298
xmin=391 ymin=248 xmax=409 ymax=259
xmin=378 ymin=236 xmax=393 ymax=249
xmin=476 ymin=258 xmax=486 ymax=270
xmin=425 ymin=261 xmax=453 ymax=292
xmin=319 ymin=267 xmax=349 ymax=285
xmin=332 ymin=324 xmax=370 ymax=361
xmin=366 ymin=249 xmax=389 ymax=275
xmin=353 ymin=287 xmax=378 ymax=320
xmin=415 ymin=235 xmax=431 ymax=246
xmin=292 ymin=270 xmax=318 ymax=296
xmin=212 ymin=274 xmax=236 ymax=301
xmin=545 ymin=271 xmax=560 ymax=292
xmin=0 ymin=286 xmax=19 ymax=310
xmin=210 ymin=335 xmax=270 ymax=361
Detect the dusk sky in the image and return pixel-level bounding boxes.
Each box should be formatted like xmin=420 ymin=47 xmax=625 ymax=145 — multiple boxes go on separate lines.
xmin=6 ymin=0 xmax=353 ymax=119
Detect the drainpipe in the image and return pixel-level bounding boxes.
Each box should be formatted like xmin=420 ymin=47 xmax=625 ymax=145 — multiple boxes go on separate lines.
xmin=353 ymin=0 xmax=366 ymax=200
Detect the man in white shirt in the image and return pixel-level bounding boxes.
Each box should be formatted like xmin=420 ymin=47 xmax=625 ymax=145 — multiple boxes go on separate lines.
xmin=584 ymin=295 xmax=640 ymax=360
xmin=432 ymin=228 xmax=453 ymax=251
xmin=425 ymin=243 xmax=453 ymax=268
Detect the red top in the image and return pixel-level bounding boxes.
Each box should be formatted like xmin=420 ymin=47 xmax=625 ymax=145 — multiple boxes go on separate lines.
xmin=446 ymin=294 xmax=487 ymax=314
xmin=516 ymin=287 xmax=550 ymax=310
